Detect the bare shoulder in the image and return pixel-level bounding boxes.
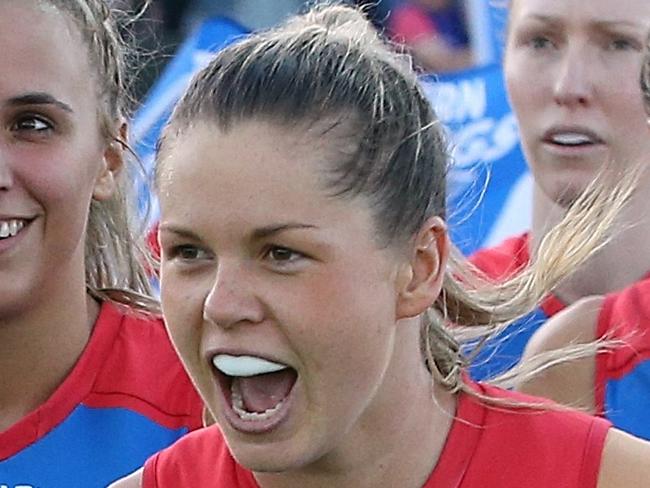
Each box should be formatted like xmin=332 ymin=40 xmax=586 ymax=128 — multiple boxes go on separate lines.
xmin=515 ymin=295 xmax=604 ymax=411
xmin=598 ymin=428 xmax=650 ymax=488
xmin=107 ymin=468 xmax=143 ymax=488
xmin=524 ymin=295 xmax=604 ymax=355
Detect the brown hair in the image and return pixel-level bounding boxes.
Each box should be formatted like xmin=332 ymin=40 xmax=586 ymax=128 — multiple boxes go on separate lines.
xmin=156 ymin=3 xmax=635 ymax=397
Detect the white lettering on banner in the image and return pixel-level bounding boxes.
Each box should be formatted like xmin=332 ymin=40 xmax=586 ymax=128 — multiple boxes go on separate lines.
xmin=432 ymin=79 xmax=487 ymax=123
xmin=422 ymin=69 xmax=531 ymax=247
xmin=425 ymin=75 xmax=519 ymax=168
xmin=445 ymin=113 xmax=520 ymax=200
xmin=0 ymin=485 xmax=36 ymax=488
xmin=423 ymin=74 xmax=521 ymax=200
xmin=453 ymin=112 xmax=519 ymax=168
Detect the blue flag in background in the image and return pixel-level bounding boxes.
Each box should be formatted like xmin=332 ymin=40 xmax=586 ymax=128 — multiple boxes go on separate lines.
xmin=422 ymin=64 xmax=531 ymax=255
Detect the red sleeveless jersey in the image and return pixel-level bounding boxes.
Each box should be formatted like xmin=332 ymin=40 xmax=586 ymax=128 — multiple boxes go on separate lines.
xmin=143 ymin=383 xmax=610 ymax=488
xmin=471 ymin=233 xmax=532 ymax=279
xmin=594 ymin=277 xmax=650 ymax=439
xmin=470 ymin=233 xmax=564 ymax=315
xmin=0 ymin=301 xmax=203 ymax=487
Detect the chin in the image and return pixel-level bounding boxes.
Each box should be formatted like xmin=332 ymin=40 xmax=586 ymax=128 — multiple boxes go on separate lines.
xmin=228 ymin=440 xmax=319 ymax=474
xmin=552 ymin=187 xmax=583 ymax=209
xmin=537 ymin=174 xmax=594 ymax=210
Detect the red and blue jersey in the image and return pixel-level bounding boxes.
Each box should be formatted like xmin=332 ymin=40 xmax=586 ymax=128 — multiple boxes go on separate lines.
xmin=472 ymin=235 xmax=650 ymax=440
xmin=468 ymin=233 xmax=565 ymax=380
xmin=142 ymin=383 xmax=610 ymax=488
xmin=0 ymin=301 xmax=203 ymax=488
xmin=595 ymin=278 xmax=650 ymax=440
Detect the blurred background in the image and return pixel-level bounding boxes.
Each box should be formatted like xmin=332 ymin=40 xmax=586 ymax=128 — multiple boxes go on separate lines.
xmin=116 ymin=0 xmax=500 ymax=101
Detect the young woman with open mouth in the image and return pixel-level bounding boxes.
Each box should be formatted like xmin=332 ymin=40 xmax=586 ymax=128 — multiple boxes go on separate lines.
xmin=111 ymin=4 xmax=650 ymax=488
xmin=0 ymin=2 xmax=202 ymax=486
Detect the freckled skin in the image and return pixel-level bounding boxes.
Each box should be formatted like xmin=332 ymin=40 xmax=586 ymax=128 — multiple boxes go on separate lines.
xmin=157 ymin=119 xmax=453 ymax=487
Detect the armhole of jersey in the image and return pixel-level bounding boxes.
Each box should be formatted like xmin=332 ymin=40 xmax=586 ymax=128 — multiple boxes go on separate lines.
xmin=578 ymin=418 xmax=611 ymax=488
xmin=594 ymin=295 xmax=615 ymax=416
xmin=142 ymin=453 xmax=159 ymax=488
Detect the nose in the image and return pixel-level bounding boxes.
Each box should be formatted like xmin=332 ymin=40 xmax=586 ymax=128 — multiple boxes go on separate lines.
xmin=553 ymin=45 xmax=593 ymax=108
xmin=203 ymin=261 xmax=265 ymax=329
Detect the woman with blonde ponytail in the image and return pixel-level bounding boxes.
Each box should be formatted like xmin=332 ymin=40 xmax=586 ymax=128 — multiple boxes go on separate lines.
xmin=112 ymin=4 xmax=650 ymax=487
xmin=510 ymin=30 xmax=650 ymax=440
xmin=469 ymin=0 xmax=650 ymax=385
xmin=0 ymin=1 xmax=202 ymax=486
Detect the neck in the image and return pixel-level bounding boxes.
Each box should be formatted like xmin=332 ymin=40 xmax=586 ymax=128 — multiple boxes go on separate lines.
xmin=531 ymin=184 xmax=650 ymax=304
xmin=255 ymin=319 xmax=457 ymax=488
xmin=0 ymin=265 xmax=97 ymax=433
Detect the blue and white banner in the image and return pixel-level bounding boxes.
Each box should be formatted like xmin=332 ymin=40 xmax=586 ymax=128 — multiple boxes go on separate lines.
xmin=422 ymin=64 xmax=531 ymax=255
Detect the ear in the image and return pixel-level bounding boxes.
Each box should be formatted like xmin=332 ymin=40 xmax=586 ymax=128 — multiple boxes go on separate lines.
xmin=92 ymin=122 xmax=128 ymax=201
xmin=395 ymin=216 xmax=449 ymax=320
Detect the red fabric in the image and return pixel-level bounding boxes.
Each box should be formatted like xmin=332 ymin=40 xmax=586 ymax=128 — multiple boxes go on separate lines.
xmin=147 ymin=223 xmax=161 ymax=261
xmin=143 ymin=383 xmax=610 ymax=488
xmin=470 ymin=233 xmax=565 ymax=317
xmin=143 ymin=425 xmax=258 ymax=488
xmin=594 ymin=277 xmax=650 ymax=414
xmin=0 ymin=302 xmax=203 ymax=460
xmin=389 ymin=4 xmax=439 ymax=45
xmin=425 ymin=384 xmax=610 ymax=488
xmin=470 ymin=233 xmax=532 ymax=280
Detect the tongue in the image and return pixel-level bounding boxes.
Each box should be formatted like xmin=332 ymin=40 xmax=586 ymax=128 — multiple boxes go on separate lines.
xmin=236 ymin=369 xmax=297 ymax=413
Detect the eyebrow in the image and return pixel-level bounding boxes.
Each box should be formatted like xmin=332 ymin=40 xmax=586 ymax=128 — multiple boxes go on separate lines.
xmin=251 ymin=223 xmax=318 ymax=241
xmin=592 ymin=20 xmax=646 ymax=32
xmin=160 ymin=222 xmax=319 ymax=242
xmin=5 ymin=92 xmax=74 ymax=113
xmin=525 ymin=14 xmax=644 ymax=31
xmin=158 ymin=225 xmax=202 ymax=241
xmin=523 ymin=14 xmax=563 ymax=29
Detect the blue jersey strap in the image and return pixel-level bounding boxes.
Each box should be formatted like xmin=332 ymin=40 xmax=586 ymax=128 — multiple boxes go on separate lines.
xmin=468 ymin=306 xmax=550 ymax=382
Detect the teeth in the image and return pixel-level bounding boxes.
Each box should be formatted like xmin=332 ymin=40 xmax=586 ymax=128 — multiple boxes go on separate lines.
xmin=231 ymin=380 xmax=285 ymax=421
xmin=213 ymin=354 xmax=288 ymax=377
xmin=550 ymin=133 xmax=594 ymax=145
xmin=0 ymin=219 xmax=25 ymax=239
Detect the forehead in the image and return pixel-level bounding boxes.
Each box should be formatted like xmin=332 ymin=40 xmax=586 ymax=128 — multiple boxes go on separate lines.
xmin=158 ymin=119 xmax=363 ymax=230
xmin=0 ymin=1 xmax=95 ymax=106
xmin=509 ymin=0 xmax=650 ymax=25
xmin=160 ymin=120 xmax=327 ymax=198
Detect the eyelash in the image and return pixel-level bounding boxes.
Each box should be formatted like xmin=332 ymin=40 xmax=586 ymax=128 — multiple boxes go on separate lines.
xmin=525 ymin=35 xmax=554 ymax=50
xmin=606 ymin=38 xmax=638 ymax=51
xmin=167 ymin=244 xmax=212 ymax=262
xmin=164 ymin=243 xmax=309 ymax=274
xmin=523 ymin=34 xmax=640 ymax=53
xmin=11 ymin=114 xmax=54 ymax=134
xmin=262 ymin=245 xmax=306 ymax=267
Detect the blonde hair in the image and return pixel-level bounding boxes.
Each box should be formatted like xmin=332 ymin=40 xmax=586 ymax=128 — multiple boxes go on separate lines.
xmin=157 ymin=3 xmax=636 ymax=399
xmin=430 ymin=165 xmax=636 ymax=396
xmin=45 ymin=0 xmax=157 ymax=312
